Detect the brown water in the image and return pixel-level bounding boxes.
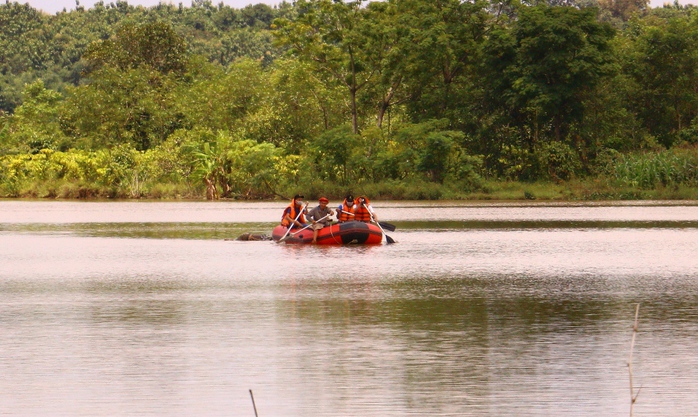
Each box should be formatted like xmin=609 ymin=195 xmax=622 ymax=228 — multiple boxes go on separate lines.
xmin=1 ymin=200 xmax=698 ymax=416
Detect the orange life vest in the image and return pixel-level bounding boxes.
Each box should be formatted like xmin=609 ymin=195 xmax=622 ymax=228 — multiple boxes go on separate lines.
xmin=337 ymin=199 xmax=355 ymax=222
xmin=353 ymin=196 xmax=372 ymax=222
xmin=281 ymin=202 xmax=306 ymax=227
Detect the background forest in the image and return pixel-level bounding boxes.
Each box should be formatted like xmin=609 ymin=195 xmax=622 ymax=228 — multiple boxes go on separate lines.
xmin=2 ymin=0 xmax=698 ymax=200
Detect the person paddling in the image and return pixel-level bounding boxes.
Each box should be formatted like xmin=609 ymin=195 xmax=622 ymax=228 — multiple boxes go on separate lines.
xmin=307 ymin=197 xmax=335 ymax=244
xmin=353 ymin=195 xmax=377 ymax=223
xmin=281 ymin=194 xmax=307 ymax=229
xmin=337 ymin=194 xmax=354 ymax=223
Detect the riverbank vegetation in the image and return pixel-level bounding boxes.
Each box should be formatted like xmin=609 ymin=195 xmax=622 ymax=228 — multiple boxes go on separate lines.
xmin=2 ymin=0 xmax=698 ymax=201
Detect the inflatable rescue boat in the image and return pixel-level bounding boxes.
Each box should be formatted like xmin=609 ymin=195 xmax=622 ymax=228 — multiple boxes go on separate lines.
xmin=272 ymin=220 xmax=383 ymax=245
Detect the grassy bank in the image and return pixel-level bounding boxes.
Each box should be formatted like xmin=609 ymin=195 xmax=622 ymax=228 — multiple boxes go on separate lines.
xmin=3 ymin=146 xmax=698 ymax=201
xmin=3 ymin=177 xmax=698 ymax=201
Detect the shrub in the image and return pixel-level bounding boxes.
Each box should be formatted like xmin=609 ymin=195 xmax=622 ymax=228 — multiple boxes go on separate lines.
xmin=607 ymin=147 xmax=698 ymax=189
xmin=537 ymin=141 xmax=581 ymax=181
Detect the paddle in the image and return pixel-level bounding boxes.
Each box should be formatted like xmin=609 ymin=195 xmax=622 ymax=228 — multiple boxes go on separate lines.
xmin=277 ymin=202 xmax=308 ymax=243
xmin=340 ymin=209 xmax=396 ymax=232
xmin=378 ymin=221 xmax=396 ymax=232
xmin=278 ymin=213 xmax=330 ymax=243
xmin=362 ymin=203 xmax=395 ymax=244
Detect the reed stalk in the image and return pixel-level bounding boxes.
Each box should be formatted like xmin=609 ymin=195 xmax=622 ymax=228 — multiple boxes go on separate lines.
xmin=628 ymin=303 xmax=641 ymax=417
xmin=249 ymin=389 xmax=259 ymax=417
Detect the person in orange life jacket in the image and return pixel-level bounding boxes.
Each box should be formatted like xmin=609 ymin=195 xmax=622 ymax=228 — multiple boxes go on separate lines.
xmin=281 ymin=194 xmax=307 ymax=229
xmin=353 ymin=195 xmax=377 ymax=223
xmin=336 ymin=194 xmax=355 ymax=223
xmin=307 ymin=197 xmax=336 ymax=243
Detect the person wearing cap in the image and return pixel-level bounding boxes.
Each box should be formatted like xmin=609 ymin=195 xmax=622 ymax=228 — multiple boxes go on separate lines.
xmin=336 ymin=194 xmax=355 ymax=223
xmin=307 ymin=197 xmax=336 ymax=243
xmin=281 ymin=194 xmax=307 ymax=229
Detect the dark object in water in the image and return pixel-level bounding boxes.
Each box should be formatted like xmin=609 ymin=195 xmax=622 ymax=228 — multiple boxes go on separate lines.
xmin=235 ymin=233 xmax=271 ymax=241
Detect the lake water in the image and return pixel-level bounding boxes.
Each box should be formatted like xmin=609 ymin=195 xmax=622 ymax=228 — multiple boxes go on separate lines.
xmin=1 ymin=200 xmax=698 ymax=416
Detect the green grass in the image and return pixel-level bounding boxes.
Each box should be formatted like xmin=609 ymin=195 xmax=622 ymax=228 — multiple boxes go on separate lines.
xmin=607 ymin=147 xmax=698 ymax=189
xmin=6 ymin=176 xmax=698 ymax=201
xmin=464 ymin=180 xmax=568 ymax=201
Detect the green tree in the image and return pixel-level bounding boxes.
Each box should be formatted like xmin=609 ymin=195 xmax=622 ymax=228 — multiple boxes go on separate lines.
xmin=395 ymin=0 xmax=490 ymax=126
xmin=241 ymin=3 xmax=275 ymax=28
xmin=598 ymin=0 xmax=648 ymax=22
xmin=224 ymin=139 xmax=282 ymax=198
xmin=174 ymin=58 xmax=267 ymax=134
xmin=624 ymin=12 xmax=698 ymax=147
xmin=390 ymin=120 xmax=469 ymax=183
xmin=62 ymin=21 xmax=190 ymax=150
xmin=61 ymin=66 xmax=183 ymax=150
xmin=83 ymin=21 xmax=188 ymax=75
xmin=306 ymin=125 xmax=361 ymax=185
xmin=0 ymin=2 xmax=50 ymax=112
xmin=274 ymin=0 xmax=375 ymax=134
xmin=480 ymin=4 xmax=615 ymax=174
xmin=247 ymin=58 xmax=346 ymax=154
xmin=353 ymin=0 xmax=422 ymax=131
xmin=5 ymin=80 xmax=66 ymax=153
xmin=219 ymin=28 xmax=276 ymax=66
xmin=0 ymin=2 xmax=48 ymax=75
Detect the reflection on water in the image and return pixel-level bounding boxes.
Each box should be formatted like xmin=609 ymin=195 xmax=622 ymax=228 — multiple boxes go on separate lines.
xmin=1 ymin=201 xmax=698 ymax=416
xmin=1 ymin=222 xmax=272 ymax=240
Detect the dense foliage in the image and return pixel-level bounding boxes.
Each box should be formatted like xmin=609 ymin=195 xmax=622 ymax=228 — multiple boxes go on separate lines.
xmin=2 ymin=0 xmax=698 ymax=200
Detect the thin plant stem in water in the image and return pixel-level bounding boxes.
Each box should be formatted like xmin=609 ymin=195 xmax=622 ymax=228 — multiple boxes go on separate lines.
xmin=628 ymin=303 xmax=642 ymax=417
xmin=249 ymin=389 xmax=259 ymax=417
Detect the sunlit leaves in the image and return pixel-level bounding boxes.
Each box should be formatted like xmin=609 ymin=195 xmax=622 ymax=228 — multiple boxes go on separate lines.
xmin=3 ymin=80 xmax=67 ymax=153
xmin=274 ymin=0 xmax=377 ymax=133
xmin=62 ymin=66 xmax=182 ymax=150
xmin=83 ymin=21 xmax=188 ymax=75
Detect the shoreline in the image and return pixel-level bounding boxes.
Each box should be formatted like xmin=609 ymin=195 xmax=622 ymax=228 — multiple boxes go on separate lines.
xmin=3 ymin=186 xmax=698 ymax=202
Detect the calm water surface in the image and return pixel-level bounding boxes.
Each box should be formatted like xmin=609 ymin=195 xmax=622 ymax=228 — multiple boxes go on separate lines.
xmin=1 ymin=200 xmax=698 ymax=416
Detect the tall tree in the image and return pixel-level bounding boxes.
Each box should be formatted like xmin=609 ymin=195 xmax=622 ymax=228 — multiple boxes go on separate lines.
xmin=63 ymin=21 xmax=190 ymax=150
xmin=624 ymin=13 xmax=698 ymax=147
xmin=274 ymin=0 xmax=374 ymax=134
xmin=0 ymin=2 xmax=50 ymax=112
xmin=483 ymin=5 xmax=615 ymax=146
xmin=83 ymin=21 xmax=189 ymax=76
xmin=396 ymin=0 xmax=490 ymax=126
xmin=4 ymin=80 xmax=66 ymax=153
xmin=598 ymin=0 xmax=648 ymax=22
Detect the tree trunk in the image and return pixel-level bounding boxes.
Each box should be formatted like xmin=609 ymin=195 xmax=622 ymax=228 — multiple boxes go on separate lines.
xmin=204 ymin=177 xmax=217 ymax=200
xmin=351 ymin=87 xmax=359 ymax=134
xmin=377 ymin=101 xmax=388 ymax=129
xmin=377 ymin=79 xmax=401 ymax=129
xmin=349 ymin=46 xmax=359 ymax=134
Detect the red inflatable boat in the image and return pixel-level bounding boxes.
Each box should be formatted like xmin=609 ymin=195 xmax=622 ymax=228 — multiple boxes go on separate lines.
xmin=272 ymin=220 xmax=383 ymax=245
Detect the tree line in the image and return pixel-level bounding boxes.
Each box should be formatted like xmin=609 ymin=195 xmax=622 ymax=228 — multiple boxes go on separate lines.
xmin=2 ymin=0 xmax=698 ymax=200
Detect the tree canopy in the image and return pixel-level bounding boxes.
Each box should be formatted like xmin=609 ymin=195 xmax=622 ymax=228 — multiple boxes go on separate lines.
xmin=3 ymin=0 xmax=698 ymax=200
